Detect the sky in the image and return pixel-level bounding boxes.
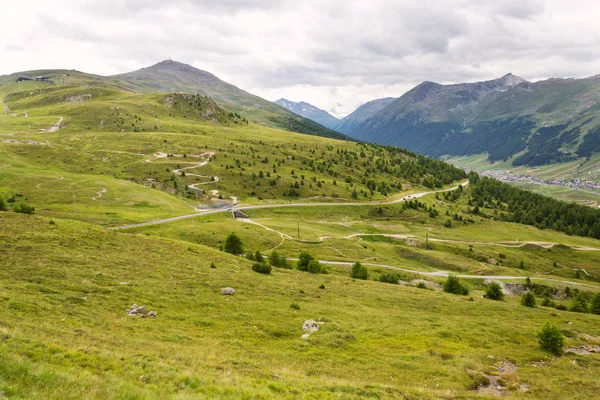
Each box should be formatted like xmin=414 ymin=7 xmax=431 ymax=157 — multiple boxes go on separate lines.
xmin=2 ymin=0 xmax=600 ymax=118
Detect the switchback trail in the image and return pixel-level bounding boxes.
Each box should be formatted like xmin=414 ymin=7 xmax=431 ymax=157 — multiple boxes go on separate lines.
xmin=109 ymin=182 xmax=469 ymax=230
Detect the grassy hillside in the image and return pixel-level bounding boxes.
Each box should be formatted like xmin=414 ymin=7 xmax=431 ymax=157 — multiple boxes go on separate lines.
xmin=1 ymin=70 xmax=600 ymax=399
xmin=2 ymin=212 xmax=600 ymax=399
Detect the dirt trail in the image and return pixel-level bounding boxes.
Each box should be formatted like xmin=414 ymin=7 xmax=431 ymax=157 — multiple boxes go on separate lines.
xmin=283 ymin=259 xmax=600 ymax=290
xmin=36 ymin=174 xmax=109 ymax=201
xmin=342 ymin=233 xmax=600 ymax=252
xmin=47 ymin=117 xmax=63 ymax=132
xmin=2 ymin=100 xmax=9 ymax=114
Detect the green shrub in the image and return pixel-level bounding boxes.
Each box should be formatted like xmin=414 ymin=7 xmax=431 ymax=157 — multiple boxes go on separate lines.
xmin=251 ymin=262 xmax=272 ymax=275
xmin=297 ymin=250 xmax=315 ymax=272
xmin=417 ymin=282 xmax=427 ymax=289
xmin=555 ymin=304 xmax=567 ymax=311
xmin=319 ymin=283 xmax=325 ymax=289
xmin=537 ymin=323 xmax=564 ymax=355
xmin=569 ymin=293 xmax=589 ymax=313
xmin=541 ymin=297 xmax=555 ymax=307
xmin=521 ymin=292 xmax=536 ymax=307
xmin=223 ymin=232 xmax=243 ymax=255
xmin=443 ymin=275 xmax=469 ymax=295
xmin=378 ymin=272 xmax=399 ymax=284
xmin=484 ymin=283 xmax=504 ymax=301
xmin=269 ymin=251 xmax=289 ymax=268
xmin=13 ymin=204 xmax=35 ymax=215
xmin=350 ymin=262 xmax=369 ymax=280
xmin=307 ymin=259 xmax=322 ymax=274
xmin=590 ymin=292 xmax=600 ymax=315
xmin=0 ymin=197 xmax=6 ymax=211
xmin=290 ymin=303 xmax=300 ymax=310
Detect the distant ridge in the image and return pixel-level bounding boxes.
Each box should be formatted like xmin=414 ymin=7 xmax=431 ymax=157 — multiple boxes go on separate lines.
xmin=274 ymin=98 xmax=339 ymax=129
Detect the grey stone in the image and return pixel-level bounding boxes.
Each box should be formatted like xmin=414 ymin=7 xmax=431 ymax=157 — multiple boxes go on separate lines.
xmin=221 ymin=287 xmax=235 ymax=295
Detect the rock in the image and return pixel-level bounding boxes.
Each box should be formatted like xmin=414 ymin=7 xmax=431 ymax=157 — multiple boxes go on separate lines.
xmin=301 ymin=333 xmax=310 ymax=339
xmin=487 ymin=355 xmax=495 ymax=359
xmin=128 ymin=304 xmax=156 ymax=318
xmin=221 ymin=287 xmax=235 ymax=295
xmin=302 ymin=319 xmax=320 ymax=333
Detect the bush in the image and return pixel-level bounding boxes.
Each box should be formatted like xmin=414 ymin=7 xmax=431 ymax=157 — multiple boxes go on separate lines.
xmin=555 ymin=304 xmax=567 ymax=311
xmin=290 ymin=303 xmax=300 ymax=310
xmin=590 ymin=292 xmax=600 ymax=315
xmin=537 ymin=323 xmax=565 ymax=355
xmin=541 ymin=296 xmax=555 ymax=307
xmin=484 ymin=282 xmax=504 ymax=301
xmin=0 ymin=197 xmax=6 ymax=211
xmin=13 ymin=203 xmax=35 ymax=215
xmin=307 ymin=259 xmax=322 ymax=274
xmin=223 ymin=232 xmax=243 ymax=255
xmin=251 ymin=262 xmax=272 ymax=275
xmin=350 ymin=262 xmax=369 ymax=280
xmin=569 ymin=293 xmax=589 ymax=313
xmin=443 ymin=275 xmax=469 ymax=295
xmin=521 ymin=292 xmax=536 ymax=307
xmin=297 ymin=250 xmax=315 ymax=272
xmin=269 ymin=251 xmax=289 ymax=268
xmin=319 ymin=284 xmax=325 ymax=289
xmin=378 ymin=272 xmax=399 ymax=284
xmin=417 ymin=282 xmax=427 ymax=289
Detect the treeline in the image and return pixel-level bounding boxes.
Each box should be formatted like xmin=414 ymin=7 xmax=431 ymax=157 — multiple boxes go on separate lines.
xmin=468 ymin=174 xmax=600 ymax=239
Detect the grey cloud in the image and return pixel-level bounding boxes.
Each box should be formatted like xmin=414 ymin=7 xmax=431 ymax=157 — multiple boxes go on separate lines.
xmin=3 ymin=0 xmax=600 ymax=116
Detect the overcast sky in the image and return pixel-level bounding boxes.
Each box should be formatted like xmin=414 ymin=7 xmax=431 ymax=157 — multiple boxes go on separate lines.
xmin=2 ymin=0 xmax=600 ymax=117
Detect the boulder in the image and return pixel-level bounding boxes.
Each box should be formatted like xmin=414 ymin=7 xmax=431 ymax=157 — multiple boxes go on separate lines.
xmin=221 ymin=287 xmax=235 ymax=295
xmin=302 ymin=319 xmax=320 ymax=333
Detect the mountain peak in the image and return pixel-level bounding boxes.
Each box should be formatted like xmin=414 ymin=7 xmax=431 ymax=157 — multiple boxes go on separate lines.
xmin=496 ymin=73 xmax=528 ymax=86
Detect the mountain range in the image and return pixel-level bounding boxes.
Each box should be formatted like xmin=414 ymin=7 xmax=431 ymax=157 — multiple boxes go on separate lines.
xmin=1 ymin=60 xmax=345 ymax=141
xmin=280 ymin=74 xmax=600 ymax=167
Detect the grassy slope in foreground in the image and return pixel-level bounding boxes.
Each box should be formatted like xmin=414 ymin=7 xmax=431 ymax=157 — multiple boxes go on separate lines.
xmin=1 ymin=212 xmax=600 ymax=399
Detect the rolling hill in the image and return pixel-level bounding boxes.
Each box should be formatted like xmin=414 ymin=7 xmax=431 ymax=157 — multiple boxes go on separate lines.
xmin=0 ymin=60 xmax=346 ymax=141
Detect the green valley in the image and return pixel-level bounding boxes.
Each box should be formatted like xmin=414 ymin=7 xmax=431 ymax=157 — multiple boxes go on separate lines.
xmin=1 ymin=62 xmax=600 ymax=399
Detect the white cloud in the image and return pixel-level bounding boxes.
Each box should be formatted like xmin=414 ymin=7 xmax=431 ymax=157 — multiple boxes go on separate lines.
xmin=2 ymin=0 xmax=600 ymax=116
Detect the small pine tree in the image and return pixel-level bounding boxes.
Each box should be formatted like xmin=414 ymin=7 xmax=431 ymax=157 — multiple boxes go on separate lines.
xmin=537 ymin=323 xmax=564 ymax=355
xmin=254 ymin=250 xmax=263 ymax=263
xmin=569 ymin=293 xmax=589 ymax=313
xmin=484 ymin=283 xmax=504 ymax=301
xmin=307 ymin=259 xmax=322 ymax=274
xmin=223 ymin=232 xmax=243 ymax=255
xmin=589 ymin=292 xmax=600 ymax=315
xmin=297 ymin=250 xmax=315 ymax=272
xmin=521 ymin=292 xmax=536 ymax=307
xmin=443 ymin=275 xmax=469 ymax=295
xmin=350 ymin=262 xmax=369 ymax=280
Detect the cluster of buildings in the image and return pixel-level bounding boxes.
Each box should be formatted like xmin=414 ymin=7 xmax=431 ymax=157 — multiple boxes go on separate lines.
xmin=477 ymin=169 xmax=600 ymax=192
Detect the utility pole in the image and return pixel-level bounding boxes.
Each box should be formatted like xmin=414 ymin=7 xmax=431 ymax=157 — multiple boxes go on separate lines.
xmin=297 ymin=221 xmax=300 ymax=239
